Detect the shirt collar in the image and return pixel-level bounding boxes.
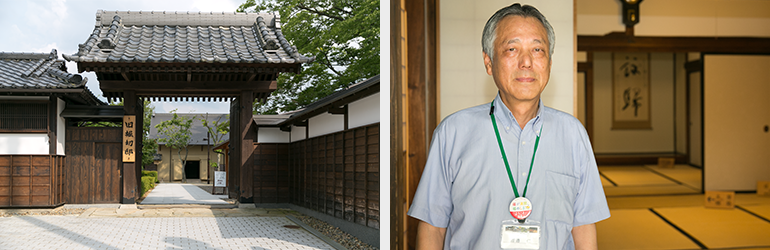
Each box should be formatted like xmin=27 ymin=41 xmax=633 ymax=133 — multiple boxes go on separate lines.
xmin=492 ymin=93 xmax=544 ymax=136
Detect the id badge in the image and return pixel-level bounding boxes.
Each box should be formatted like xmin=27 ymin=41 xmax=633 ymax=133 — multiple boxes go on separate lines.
xmin=500 ymin=219 xmax=540 ymax=249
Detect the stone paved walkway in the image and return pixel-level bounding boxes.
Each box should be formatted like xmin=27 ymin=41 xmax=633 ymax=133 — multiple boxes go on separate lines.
xmin=141 ymin=183 xmax=229 ymax=205
xmin=0 ymin=208 xmax=336 ymax=250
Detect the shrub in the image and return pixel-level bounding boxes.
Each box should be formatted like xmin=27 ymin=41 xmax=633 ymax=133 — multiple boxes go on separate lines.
xmin=140 ymin=176 xmax=156 ymax=197
xmin=142 ymin=170 xmax=159 ymax=183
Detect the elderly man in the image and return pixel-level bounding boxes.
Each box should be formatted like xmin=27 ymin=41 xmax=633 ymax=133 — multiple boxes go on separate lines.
xmin=407 ymin=3 xmax=610 ymax=250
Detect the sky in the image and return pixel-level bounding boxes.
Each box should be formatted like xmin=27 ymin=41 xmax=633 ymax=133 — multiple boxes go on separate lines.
xmin=0 ymin=0 xmax=248 ymax=114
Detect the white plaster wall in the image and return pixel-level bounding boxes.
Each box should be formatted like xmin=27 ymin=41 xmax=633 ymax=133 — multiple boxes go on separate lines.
xmin=290 ymin=125 xmax=307 ymax=142
xmin=308 ymin=112 xmax=344 ymax=138
xmin=57 ymin=98 xmax=66 ymax=155
xmin=440 ymin=0 xmax=575 ymax=119
xmin=257 ymin=127 xmax=290 ymax=143
xmin=0 ymin=134 xmax=49 ymax=154
xmin=348 ymin=93 xmax=380 ymax=129
xmin=577 ymin=0 xmax=770 ymax=37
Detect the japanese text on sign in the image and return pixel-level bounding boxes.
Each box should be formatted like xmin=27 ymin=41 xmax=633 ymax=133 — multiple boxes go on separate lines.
xmin=123 ymin=115 xmax=136 ymax=162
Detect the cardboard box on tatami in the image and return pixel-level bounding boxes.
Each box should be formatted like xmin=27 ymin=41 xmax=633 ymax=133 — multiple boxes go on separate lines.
xmin=704 ymin=191 xmax=735 ymax=209
xmin=758 ymin=181 xmax=770 ymax=196
xmin=657 ymin=157 xmax=675 ymax=168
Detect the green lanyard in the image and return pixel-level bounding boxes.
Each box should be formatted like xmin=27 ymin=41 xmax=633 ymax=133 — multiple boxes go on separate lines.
xmin=489 ymin=102 xmax=542 ymax=198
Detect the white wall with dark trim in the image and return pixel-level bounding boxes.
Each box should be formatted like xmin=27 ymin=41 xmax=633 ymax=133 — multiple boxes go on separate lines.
xmin=308 ymin=112 xmax=344 ymax=138
xmin=290 ymin=125 xmax=306 ymax=142
xmin=257 ymin=127 xmax=290 ymax=143
xmin=348 ymin=92 xmax=380 ymax=129
xmin=0 ymin=134 xmax=49 ymax=154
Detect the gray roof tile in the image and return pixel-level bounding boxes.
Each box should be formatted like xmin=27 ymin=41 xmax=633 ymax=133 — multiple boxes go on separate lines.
xmin=0 ymin=49 xmax=87 ymax=89
xmin=64 ymin=10 xmax=314 ymax=64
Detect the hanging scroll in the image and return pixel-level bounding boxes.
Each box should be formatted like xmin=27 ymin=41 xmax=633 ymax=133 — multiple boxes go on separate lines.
xmin=612 ymin=52 xmax=651 ymax=129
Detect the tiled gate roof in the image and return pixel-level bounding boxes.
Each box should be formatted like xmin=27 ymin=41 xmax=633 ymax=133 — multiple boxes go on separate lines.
xmin=63 ymin=10 xmax=314 ymax=64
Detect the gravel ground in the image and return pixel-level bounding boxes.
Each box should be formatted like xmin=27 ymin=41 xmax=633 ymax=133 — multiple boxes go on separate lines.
xmin=191 ymin=183 xmax=378 ymax=250
xmin=293 ymin=213 xmax=379 ymax=250
xmin=0 ymin=207 xmax=85 ymax=217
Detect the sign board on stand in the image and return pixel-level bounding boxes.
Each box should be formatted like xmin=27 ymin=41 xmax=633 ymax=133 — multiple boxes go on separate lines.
xmin=213 ymin=171 xmax=226 ymax=194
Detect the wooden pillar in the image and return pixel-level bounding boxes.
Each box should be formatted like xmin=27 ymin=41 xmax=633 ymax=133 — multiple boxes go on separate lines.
xmin=122 ymin=91 xmax=138 ymax=204
xmin=239 ymin=90 xmax=255 ymax=203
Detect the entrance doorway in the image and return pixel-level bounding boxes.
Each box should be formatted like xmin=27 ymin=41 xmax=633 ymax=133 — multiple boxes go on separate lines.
xmin=185 ymin=161 xmax=200 ymax=180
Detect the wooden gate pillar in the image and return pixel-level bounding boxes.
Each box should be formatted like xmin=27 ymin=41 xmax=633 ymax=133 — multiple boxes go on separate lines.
xmin=121 ymin=91 xmax=140 ymax=204
xmin=238 ymin=90 xmax=255 ymax=203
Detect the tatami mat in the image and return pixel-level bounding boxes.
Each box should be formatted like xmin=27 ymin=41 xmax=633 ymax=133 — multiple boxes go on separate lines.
xmin=599 ymin=166 xmax=679 ymax=186
xmin=601 ymin=174 xmax=614 ymax=187
xmin=740 ymin=204 xmax=770 ymax=222
xmin=607 ymin=194 xmax=704 ymax=210
xmin=597 ymin=209 xmax=700 ymax=250
xmin=654 ymin=206 xmax=770 ymax=249
xmin=603 ymin=185 xmax=699 ymax=197
xmin=643 ymin=164 xmax=702 ymax=190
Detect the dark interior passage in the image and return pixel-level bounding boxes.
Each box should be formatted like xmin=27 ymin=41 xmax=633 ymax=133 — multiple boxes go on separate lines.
xmin=185 ymin=161 xmax=200 ymax=179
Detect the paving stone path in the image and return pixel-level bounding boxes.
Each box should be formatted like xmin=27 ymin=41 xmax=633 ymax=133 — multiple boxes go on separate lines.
xmin=0 ymin=208 xmax=336 ymax=250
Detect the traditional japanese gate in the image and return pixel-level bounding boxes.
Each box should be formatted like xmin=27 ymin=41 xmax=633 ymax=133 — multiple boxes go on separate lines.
xmin=64 ymin=10 xmax=312 ymax=203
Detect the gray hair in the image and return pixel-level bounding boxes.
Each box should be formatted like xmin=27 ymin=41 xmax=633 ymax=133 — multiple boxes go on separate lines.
xmin=482 ymin=3 xmax=555 ymax=61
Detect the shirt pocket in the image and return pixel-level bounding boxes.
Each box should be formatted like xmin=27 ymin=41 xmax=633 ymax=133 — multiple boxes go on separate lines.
xmin=545 ymin=170 xmax=578 ymax=224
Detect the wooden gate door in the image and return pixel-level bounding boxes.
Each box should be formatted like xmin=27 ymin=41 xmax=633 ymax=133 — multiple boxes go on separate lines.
xmin=65 ymin=127 xmax=122 ymax=204
xmin=93 ymin=142 xmax=121 ymax=203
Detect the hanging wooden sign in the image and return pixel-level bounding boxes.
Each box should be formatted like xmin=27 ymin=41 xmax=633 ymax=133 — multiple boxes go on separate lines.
xmin=123 ymin=115 xmax=136 ymax=162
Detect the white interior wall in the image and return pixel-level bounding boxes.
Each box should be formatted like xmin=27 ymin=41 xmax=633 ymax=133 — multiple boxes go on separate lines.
xmin=257 ymin=127 xmax=290 ymax=143
xmin=57 ymin=98 xmax=65 ymax=155
xmin=0 ymin=134 xmax=49 ymax=154
xmin=592 ymin=52 xmax=675 ymax=153
xmin=348 ymin=93 xmax=380 ymax=129
xmin=576 ymin=0 xmax=770 ymax=37
xmin=440 ymin=0 xmax=575 ymax=120
xmin=308 ymin=112 xmax=344 ymax=138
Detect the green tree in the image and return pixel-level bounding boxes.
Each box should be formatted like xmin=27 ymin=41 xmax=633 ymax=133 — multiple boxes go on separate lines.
xmin=237 ymin=0 xmax=380 ymax=114
xmin=200 ymin=114 xmax=230 ymax=170
xmin=140 ymin=100 xmax=158 ymax=170
xmin=155 ymin=110 xmax=195 ymax=183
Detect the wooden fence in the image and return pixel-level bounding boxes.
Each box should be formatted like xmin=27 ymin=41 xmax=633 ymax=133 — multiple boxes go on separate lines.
xmin=252 ymin=123 xmax=379 ymax=229
xmin=0 ymin=155 xmax=64 ymax=207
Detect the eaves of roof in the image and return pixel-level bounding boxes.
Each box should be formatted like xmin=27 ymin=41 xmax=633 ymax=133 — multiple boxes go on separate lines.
xmin=278 ymin=74 xmax=380 ymax=127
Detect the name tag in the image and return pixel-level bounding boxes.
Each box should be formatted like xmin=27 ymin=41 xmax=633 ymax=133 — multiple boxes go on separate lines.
xmin=501 ymin=220 xmax=540 ymax=249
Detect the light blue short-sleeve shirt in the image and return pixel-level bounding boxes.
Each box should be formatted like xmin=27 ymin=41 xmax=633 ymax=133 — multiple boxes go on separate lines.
xmin=408 ymin=95 xmax=610 ymax=250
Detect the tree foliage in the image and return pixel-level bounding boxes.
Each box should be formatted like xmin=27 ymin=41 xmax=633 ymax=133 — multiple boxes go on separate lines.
xmin=200 ymin=114 xmax=230 ymax=169
xmin=237 ymin=0 xmax=380 ymax=114
xmin=154 ymin=110 xmax=195 ymax=183
xmin=140 ymin=100 xmax=158 ymax=169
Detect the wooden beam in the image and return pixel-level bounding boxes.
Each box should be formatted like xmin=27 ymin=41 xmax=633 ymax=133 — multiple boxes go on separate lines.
xmin=99 ymin=80 xmax=276 ymax=91
xmin=685 ymin=59 xmax=702 ymax=73
xmin=120 ymin=72 xmax=131 ymax=82
xmin=327 ymin=106 xmax=346 ymax=115
xmin=578 ymin=33 xmax=770 ymax=53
